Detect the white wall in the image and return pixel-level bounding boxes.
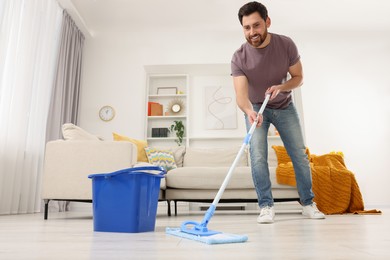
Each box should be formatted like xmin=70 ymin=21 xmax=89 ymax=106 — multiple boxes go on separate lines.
xmin=79 ymin=30 xmax=243 ymax=139
xmin=79 ymin=27 xmax=389 ymax=208
xmin=296 ymin=30 xmax=390 ymax=208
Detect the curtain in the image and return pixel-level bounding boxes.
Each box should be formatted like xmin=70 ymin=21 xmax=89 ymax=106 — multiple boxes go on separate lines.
xmin=44 ymin=10 xmax=85 ymax=212
xmin=46 ymin=10 xmax=84 ymax=142
xmin=0 ymin=0 xmax=63 ymax=214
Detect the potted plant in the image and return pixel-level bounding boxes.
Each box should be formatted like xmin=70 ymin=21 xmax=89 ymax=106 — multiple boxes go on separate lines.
xmin=169 ymin=120 xmax=185 ymax=146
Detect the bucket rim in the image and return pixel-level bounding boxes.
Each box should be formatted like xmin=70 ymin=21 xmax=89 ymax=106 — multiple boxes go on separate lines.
xmin=88 ymin=166 xmax=166 ymax=179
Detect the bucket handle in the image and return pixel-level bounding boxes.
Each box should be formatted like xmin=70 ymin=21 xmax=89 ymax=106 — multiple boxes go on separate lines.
xmin=88 ymin=166 xmax=166 ymax=179
xmin=105 ymin=166 xmax=166 ymax=178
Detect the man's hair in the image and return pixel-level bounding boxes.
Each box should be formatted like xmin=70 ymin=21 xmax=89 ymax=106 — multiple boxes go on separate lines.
xmin=238 ymin=1 xmax=268 ymax=25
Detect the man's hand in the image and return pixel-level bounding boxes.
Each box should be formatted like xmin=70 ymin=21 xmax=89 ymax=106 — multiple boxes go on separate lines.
xmin=266 ymin=85 xmax=281 ymax=100
xmin=247 ymin=110 xmax=263 ymax=127
xmin=265 ymin=60 xmax=304 ymax=100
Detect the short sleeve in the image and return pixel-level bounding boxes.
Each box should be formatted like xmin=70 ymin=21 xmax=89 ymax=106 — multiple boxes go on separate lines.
xmin=288 ymin=38 xmax=300 ymax=67
xmin=231 ymin=53 xmax=245 ymax=77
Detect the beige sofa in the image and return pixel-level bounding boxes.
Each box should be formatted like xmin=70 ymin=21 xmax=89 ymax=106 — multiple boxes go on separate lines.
xmin=41 ymin=139 xmax=299 ymax=219
xmin=163 ymin=146 xmax=299 ymax=215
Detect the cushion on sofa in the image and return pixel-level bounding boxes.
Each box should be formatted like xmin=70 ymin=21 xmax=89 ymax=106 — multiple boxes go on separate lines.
xmin=167 ymin=167 xmax=253 ymax=189
xmin=151 ymin=146 xmax=186 ymax=167
xmin=165 ymin=187 xmax=299 ymax=201
xmin=144 ymin=147 xmax=177 ymax=171
xmin=62 ymin=123 xmax=103 ymax=141
xmin=166 ymin=166 xmax=295 ymax=190
xmin=112 ymin=132 xmax=149 ymax=162
xmin=183 ymin=147 xmax=248 ymax=167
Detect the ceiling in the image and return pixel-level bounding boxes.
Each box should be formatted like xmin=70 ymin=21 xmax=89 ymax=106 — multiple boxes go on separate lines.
xmin=59 ymin=0 xmax=390 ymax=37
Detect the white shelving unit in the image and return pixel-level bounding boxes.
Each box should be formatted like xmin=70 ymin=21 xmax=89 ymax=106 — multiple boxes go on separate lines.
xmin=145 ymin=74 xmax=189 ymax=147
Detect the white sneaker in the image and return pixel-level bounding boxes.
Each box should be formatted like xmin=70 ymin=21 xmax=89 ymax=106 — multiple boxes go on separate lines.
xmin=302 ymin=202 xmax=325 ymax=219
xmin=257 ymin=206 xmax=275 ymax=224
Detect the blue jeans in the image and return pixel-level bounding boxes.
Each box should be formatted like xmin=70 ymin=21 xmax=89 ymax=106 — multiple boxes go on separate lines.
xmin=245 ymin=102 xmax=314 ymax=208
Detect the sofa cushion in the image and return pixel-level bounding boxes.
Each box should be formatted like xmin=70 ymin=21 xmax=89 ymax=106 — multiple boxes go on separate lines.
xmin=183 ymin=147 xmax=247 ymax=167
xmin=165 ymin=189 xmax=259 ymax=200
xmin=144 ymin=147 xmax=177 ymax=171
xmin=62 ymin=123 xmax=102 ymax=141
xmin=166 ymin=166 xmax=293 ymax=190
xmin=152 ymin=146 xmax=186 ymax=167
xmin=165 ymin=188 xmax=299 ymax=201
xmin=167 ymin=167 xmax=252 ymax=189
xmin=112 ymin=133 xmax=149 ymax=162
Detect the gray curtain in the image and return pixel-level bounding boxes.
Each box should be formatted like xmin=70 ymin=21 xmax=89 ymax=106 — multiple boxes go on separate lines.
xmin=45 ymin=9 xmax=85 ymax=212
xmin=46 ymin=9 xmax=84 ymax=141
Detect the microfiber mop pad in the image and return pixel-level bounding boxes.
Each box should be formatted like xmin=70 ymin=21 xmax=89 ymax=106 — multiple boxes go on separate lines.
xmin=166 ymin=227 xmax=248 ymax=245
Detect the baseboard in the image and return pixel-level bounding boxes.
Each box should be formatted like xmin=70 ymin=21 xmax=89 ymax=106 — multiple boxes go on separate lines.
xmin=200 ymin=205 xmax=246 ymax=211
xmin=191 ymin=201 xmax=302 ymax=213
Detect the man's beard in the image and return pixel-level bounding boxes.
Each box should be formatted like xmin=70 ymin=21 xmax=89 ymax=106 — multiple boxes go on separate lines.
xmin=247 ymin=30 xmax=268 ymax=48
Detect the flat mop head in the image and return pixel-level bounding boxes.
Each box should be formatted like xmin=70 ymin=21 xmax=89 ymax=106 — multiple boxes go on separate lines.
xmin=166 ymin=227 xmax=248 ymax=245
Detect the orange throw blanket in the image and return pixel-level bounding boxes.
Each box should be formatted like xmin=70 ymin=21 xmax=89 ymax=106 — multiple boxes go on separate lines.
xmin=276 ymin=153 xmax=381 ymax=215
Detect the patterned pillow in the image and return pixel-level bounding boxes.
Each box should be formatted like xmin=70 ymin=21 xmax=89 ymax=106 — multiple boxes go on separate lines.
xmin=144 ymin=147 xmax=177 ymax=171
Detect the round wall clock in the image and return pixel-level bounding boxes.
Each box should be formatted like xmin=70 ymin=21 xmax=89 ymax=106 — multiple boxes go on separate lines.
xmin=168 ymin=99 xmax=185 ymax=115
xmin=172 ymin=104 xmax=181 ymax=113
xmin=99 ymin=105 xmax=115 ymax=121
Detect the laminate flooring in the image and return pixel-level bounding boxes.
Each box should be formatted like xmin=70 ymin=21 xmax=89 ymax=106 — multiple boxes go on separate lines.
xmin=0 ymin=206 xmax=388 ymax=260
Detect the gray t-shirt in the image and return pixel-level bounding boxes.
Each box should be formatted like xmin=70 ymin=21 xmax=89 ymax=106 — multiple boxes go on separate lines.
xmin=231 ymin=33 xmax=300 ymax=109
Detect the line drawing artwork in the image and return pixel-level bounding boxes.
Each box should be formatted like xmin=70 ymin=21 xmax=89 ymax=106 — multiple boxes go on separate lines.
xmin=205 ymin=86 xmax=237 ymax=130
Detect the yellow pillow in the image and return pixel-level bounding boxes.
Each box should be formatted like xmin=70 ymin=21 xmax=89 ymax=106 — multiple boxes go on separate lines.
xmin=113 ymin=133 xmax=148 ymax=162
xmin=272 ymin=145 xmax=310 ymax=165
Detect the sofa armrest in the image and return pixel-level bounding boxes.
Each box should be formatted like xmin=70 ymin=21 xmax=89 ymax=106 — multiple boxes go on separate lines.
xmin=41 ymin=140 xmax=137 ymax=200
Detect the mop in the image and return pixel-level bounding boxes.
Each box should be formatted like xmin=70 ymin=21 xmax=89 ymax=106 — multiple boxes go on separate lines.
xmin=166 ymin=94 xmax=271 ymax=244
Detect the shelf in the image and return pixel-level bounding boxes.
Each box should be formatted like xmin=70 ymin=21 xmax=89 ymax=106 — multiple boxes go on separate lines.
xmin=147 ymin=137 xmax=187 ymax=141
xmin=189 ymin=135 xmax=281 ymax=140
xmin=148 ymin=115 xmax=186 ymax=119
xmin=148 ymin=94 xmax=186 ymax=98
xmin=190 ymin=136 xmax=243 ymax=140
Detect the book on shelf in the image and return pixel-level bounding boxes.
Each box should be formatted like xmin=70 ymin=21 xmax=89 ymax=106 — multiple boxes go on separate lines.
xmin=148 ymin=102 xmax=163 ymax=116
xmin=151 ymin=128 xmax=169 ymax=137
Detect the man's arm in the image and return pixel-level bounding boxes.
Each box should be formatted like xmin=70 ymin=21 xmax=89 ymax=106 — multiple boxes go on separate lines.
xmin=266 ymin=60 xmax=304 ymax=100
xmin=233 ymin=75 xmax=263 ymax=126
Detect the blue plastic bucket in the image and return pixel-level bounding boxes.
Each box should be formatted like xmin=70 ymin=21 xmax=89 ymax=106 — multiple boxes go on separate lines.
xmin=88 ymin=166 xmax=166 ymax=233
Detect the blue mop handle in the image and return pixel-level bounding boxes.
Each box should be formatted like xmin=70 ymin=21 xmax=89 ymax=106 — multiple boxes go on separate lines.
xmin=200 ymin=93 xmax=271 ymax=226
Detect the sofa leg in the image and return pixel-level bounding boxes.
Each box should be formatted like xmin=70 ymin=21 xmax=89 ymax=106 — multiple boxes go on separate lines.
xmin=167 ymin=200 xmax=171 ymax=216
xmin=174 ymin=201 xmax=178 ymax=216
xmin=44 ymin=199 xmax=50 ymax=220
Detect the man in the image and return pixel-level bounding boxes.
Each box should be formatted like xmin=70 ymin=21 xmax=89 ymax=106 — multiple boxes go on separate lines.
xmin=231 ymin=1 xmax=325 ymax=223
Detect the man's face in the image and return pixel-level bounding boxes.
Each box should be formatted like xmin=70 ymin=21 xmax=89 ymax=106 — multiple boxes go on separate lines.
xmin=242 ymin=12 xmax=270 ymax=48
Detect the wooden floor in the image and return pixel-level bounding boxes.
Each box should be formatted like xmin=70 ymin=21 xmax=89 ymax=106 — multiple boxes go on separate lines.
xmin=0 ymin=205 xmax=388 ymax=259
